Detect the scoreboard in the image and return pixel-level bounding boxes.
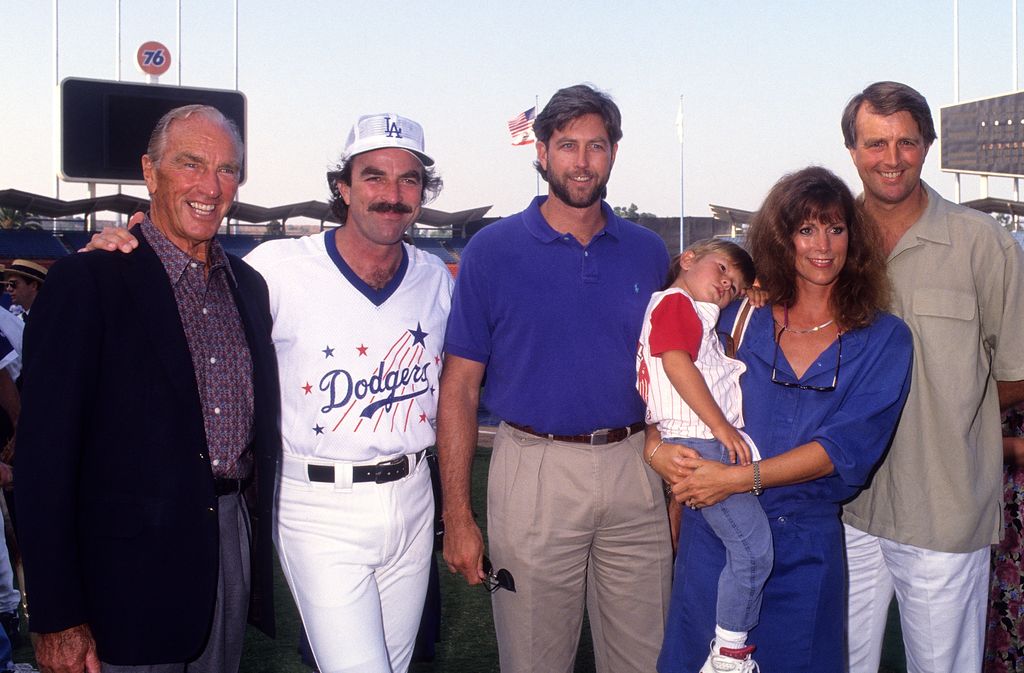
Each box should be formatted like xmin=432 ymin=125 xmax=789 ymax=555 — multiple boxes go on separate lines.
xmin=941 ymin=91 xmax=1024 ymax=178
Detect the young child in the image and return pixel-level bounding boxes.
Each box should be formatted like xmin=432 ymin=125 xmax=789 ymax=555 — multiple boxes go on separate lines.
xmin=636 ymin=239 xmax=771 ymax=673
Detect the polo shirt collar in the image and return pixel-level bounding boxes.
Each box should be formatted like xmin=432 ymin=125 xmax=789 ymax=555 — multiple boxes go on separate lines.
xmin=914 ymin=182 xmax=952 ymax=243
xmin=888 ymin=182 xmax=951 ymax=259
xmin=522 ymin=195 xmax=621 ymax=244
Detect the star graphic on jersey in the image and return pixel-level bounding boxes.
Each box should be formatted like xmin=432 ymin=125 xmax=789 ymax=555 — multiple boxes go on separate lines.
xmin=434 ymin=355 xmax=441 ymax=365
xmin=357 ymin=344 xmax=368 ymax=356
xmin=408 ymin=323 xmax=428 ymax=347
xmin=322 ymin=345 xmax=334 ymax=358
xmin=313 ymin=424 xmax=324 ymax=435
xmin=419 ymin=413 xmax=427 ymax=423
xmin=302 ymin=382 xmax=312 ymax=395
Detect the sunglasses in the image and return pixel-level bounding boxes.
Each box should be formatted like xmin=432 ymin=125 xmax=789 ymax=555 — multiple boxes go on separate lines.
xmin=482 ymin=556 xmax=516 ymax=593
xmin=771 ymin=328 xmax=842 ymax=392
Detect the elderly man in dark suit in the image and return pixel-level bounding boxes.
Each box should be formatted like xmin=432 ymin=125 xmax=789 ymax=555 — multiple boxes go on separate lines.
xmin=15 ymin=105 xmax=279 ymax=673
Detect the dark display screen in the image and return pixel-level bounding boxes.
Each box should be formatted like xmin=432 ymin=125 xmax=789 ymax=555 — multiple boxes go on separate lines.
xmin=61 ymin=77 xmax=246 ymax=184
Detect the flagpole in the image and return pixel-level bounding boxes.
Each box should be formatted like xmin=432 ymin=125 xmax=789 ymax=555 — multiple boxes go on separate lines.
xmin=535 ymin=94 xmax=541 ymax=197
xmin=677 ymin=95 xmax=685 ymax=253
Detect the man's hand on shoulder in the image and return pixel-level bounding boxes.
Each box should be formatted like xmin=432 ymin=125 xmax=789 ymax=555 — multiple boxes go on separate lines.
xmin=33 ymin=623 xmax=101 ymax=673
xmin=78 ymin=212 xmax=143 ymax=254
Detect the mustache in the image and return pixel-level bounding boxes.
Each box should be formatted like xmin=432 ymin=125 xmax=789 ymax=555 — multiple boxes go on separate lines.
xmin=368 ymin=201 xmax=414 ymax=214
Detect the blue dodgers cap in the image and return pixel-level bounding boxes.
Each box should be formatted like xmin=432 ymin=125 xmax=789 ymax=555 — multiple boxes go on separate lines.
xmin=342 ymin=113 xmax=434 ymax=167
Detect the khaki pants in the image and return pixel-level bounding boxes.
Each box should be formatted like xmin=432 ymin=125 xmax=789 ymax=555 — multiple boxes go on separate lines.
xmin=488 ymin=423 xmax=673 ymax=673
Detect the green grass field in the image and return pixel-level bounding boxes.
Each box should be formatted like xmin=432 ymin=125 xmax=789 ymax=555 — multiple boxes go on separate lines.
xmin=10 ymin=445 xmax=907 ymax=672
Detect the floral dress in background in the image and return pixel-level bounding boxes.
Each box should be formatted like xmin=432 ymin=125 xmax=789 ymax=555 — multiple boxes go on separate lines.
xmin=985 ymin=406 xmax=1024 ymax=673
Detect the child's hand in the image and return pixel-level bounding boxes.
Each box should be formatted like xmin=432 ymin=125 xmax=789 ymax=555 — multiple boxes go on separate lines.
xmin=745 ymin=285 xmax=769 ymax=308
xmin=712 ymin=425 xmax=753 ymax=465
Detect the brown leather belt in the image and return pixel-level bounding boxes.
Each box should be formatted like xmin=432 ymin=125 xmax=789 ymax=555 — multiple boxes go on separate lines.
xmin=505 ymin=421 xmax=646 ymax=446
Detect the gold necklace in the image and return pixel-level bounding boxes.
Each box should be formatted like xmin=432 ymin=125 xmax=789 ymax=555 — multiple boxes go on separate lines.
xmin=775 ymin=306 xmax=835 ymax=334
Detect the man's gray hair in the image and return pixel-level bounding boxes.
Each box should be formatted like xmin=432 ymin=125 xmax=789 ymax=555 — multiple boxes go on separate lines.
xmin=146 ymin=105 xmax=244 ymax=167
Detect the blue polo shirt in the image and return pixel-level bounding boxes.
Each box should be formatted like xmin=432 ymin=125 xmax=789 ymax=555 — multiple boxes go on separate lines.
xmin=444 ymin=196 xmax=670 ymax=435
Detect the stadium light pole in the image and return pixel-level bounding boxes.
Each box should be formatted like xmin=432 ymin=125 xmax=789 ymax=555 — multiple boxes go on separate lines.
xmin=234 ymin=0 xmax=239 ymax=92
xmin=953 ymin=0 xmax=962 ymax=203
xmin=1007 ymin=0 xmax=1015 ymax=88
xmin=114 ymin=0 xmax=120 ymax=81
xmin=114 ymin=0 xmax=123 ymax=225
xmin=232 ymin=0 xmax=240 ymax=234
xmin=176 ymin=0 xmax=182 ymax=84
xmin=677 ymin=95 xmax=685 ymax=253
xmin=1014 ymin=0 xmax=1020 ymax=205
xmin=53 ymin=0 xmax=60 ymax=201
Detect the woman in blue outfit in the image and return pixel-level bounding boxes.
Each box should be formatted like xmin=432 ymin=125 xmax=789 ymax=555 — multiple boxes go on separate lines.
xmin=647 ymin=166 xmax=913 ymax=673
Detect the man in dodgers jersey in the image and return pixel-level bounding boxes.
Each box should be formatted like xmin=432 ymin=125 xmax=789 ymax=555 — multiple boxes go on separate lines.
xmin=244 ymin=113 xmax=452 ymax=673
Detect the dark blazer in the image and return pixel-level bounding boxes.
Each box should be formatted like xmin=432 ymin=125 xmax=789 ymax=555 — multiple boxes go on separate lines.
xmin=15 ymin=227 xmax=280 ymax=665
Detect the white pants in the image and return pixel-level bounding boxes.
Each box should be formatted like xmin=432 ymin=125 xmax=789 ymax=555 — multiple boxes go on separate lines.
xmin=275 ymin=453 xmax=433 ymax=673
xmin=844 ymin=524 xmax=989 ymax=673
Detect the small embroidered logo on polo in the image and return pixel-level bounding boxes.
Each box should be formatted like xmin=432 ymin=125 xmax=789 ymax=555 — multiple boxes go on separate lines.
xmin=384 ymin=116 xmax=403 ymax=138
xmin=633 ymin=283 xmax=639 ymax=294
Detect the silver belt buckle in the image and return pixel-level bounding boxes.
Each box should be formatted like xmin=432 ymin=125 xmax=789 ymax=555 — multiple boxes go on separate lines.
xmin=375 ymin=455 xmax=409 ymax=484
xmin=589 ymin=428 xmax=612 ymax=446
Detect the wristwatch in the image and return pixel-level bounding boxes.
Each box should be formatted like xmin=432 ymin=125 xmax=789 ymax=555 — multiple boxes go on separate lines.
xmin=751 ymin=460 xmax=763 ymax=496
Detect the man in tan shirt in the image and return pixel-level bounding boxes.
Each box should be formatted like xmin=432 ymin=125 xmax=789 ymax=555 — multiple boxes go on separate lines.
xmin=841 ymin=81 xmax=1024 ymax=673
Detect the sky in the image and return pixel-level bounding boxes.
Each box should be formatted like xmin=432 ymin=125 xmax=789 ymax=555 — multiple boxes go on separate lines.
xmin=2 ymin=0 xmax=1023 ymax=223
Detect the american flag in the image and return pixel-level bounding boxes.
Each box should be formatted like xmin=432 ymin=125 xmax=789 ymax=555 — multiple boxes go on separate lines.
xmin=507 ymin=106 xmax=536 ymax=146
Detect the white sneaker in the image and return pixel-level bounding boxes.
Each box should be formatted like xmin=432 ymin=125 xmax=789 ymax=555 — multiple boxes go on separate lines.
xmin=698 ymin=639 xmax=760 ymax=673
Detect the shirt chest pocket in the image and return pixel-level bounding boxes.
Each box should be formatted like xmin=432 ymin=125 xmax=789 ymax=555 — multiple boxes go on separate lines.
xmin=912 ymin=288 xmax=977 ymax=322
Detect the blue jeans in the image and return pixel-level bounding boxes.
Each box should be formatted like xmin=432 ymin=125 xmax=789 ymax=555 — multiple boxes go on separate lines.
xmin=667 ymin=436 xmax=773 ymax=631
xmin=0 ymin=623 xmax=9 ymax=671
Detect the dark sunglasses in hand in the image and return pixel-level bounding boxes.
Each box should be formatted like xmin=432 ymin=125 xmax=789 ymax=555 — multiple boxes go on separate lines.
xmin=482 ymin=556 xmax=516 ymax=593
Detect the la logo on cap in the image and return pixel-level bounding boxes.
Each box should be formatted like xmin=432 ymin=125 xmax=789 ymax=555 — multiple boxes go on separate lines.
xmin=341 ymin=112 xmax=434 ymax=166
xmin=384 ymin=116 xmax=403 ymax=139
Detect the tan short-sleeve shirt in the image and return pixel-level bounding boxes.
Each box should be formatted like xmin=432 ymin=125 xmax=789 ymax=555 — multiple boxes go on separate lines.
xmin=843 ymin=182 xmax=1024 ymax=552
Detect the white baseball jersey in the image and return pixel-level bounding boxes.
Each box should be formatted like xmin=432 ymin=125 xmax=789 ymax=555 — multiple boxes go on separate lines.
xmin=637 ymin=288 xmax=747 ymax=440
xmin=245 ymin=231 xmax=453 ymax=463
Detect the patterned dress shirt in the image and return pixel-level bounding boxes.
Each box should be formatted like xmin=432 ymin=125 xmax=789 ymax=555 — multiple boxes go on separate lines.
xmin=143 ymin=218 xmax=254 ymax=479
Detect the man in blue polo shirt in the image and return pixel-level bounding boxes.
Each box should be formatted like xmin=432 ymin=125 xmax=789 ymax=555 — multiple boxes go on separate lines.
xmin=438 ymin=84 xmax=672 ymax=673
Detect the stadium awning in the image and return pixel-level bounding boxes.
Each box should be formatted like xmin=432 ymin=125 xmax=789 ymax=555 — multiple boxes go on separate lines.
xmin=0 ymin=189 xmax=492 ymax=228
xmin=709 ymin=203 xmax=755 ymax=225
xmin=962 ymin=197 xmax=1024 ymax=218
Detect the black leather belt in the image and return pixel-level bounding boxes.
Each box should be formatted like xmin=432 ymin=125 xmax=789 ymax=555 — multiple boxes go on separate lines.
xmin=506 ymin=421 xmax=646 ymax=446
xmin=213 ymin=477 xmax=246 ymax=496
xmin=307 ymin=450 xmax=425 ymax=485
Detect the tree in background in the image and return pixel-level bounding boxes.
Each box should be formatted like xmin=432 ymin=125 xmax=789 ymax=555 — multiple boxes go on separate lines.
xmin=613 ymin=203 xmax=655 ymax=221
xmin=0 ymin=208 xmax=40 ymax=230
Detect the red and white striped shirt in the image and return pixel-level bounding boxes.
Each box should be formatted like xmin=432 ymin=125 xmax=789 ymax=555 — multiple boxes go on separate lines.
xmin=637 ymin=288 xmax=747 ymax=440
